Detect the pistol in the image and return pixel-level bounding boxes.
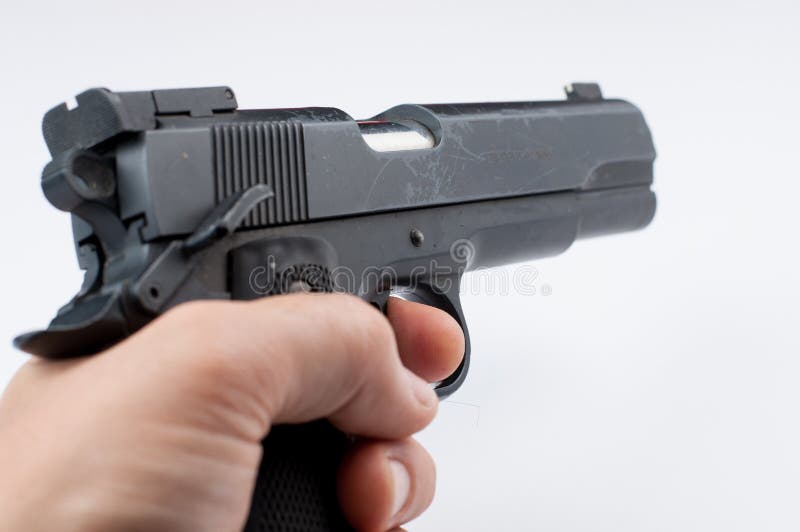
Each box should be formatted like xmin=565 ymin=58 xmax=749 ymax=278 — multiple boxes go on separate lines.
xmin=15 ymin=83 xmax=656 ymax=531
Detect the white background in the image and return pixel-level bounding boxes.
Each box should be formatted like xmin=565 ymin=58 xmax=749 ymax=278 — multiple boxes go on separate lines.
xmin=1 ymin=1 xmax=798 ymax=530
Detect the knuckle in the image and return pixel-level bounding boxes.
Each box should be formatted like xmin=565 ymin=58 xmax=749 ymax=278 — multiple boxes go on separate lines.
xmin=361 ymin=306 xmax=395 ymax=349
xmin=339 ymin=296 xmax=397 ymax=365
xmin=157 ymin=301 xmax=237 ymax=378
xmin=143 ymin=300 xmax=275 ymax=436
xmin=290 ymin=293 xmax=398 ymax=371
xmin=162 ymin=301 xmax=223 ymax=343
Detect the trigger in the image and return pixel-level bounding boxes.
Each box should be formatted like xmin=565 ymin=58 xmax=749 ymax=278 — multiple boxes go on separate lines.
xmin=385 ymin=285 xmax=471 ymax=400
xmin=369 ymin=290 xmax=391 ymax=314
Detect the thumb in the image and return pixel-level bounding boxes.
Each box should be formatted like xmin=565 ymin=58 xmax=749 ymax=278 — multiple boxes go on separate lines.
xmin=107 ymin=293 xmax=438 ymax=442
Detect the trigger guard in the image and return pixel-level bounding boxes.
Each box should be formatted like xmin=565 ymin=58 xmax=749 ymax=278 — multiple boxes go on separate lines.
xmin=389 ymin=285 xmax=470 ymax=400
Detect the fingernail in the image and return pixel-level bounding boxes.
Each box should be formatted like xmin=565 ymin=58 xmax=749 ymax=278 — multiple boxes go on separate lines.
xmin=406 ymin=368 xmax=436 ymax=407
xmin=389 ymin=459 xmax=411 ymax=520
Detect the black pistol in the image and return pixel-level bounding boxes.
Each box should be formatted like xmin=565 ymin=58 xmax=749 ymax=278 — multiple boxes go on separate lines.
xmin=15 ymin=83 xmax=656 ymax=531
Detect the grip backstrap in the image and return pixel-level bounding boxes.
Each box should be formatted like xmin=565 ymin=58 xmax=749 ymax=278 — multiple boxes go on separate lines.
xmin=244 ymin=421 xmax=354 ymax=532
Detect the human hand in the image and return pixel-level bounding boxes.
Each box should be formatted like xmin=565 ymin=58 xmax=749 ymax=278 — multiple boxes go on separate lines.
xmin=0 ymin=294 xmax=464 ymax=532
